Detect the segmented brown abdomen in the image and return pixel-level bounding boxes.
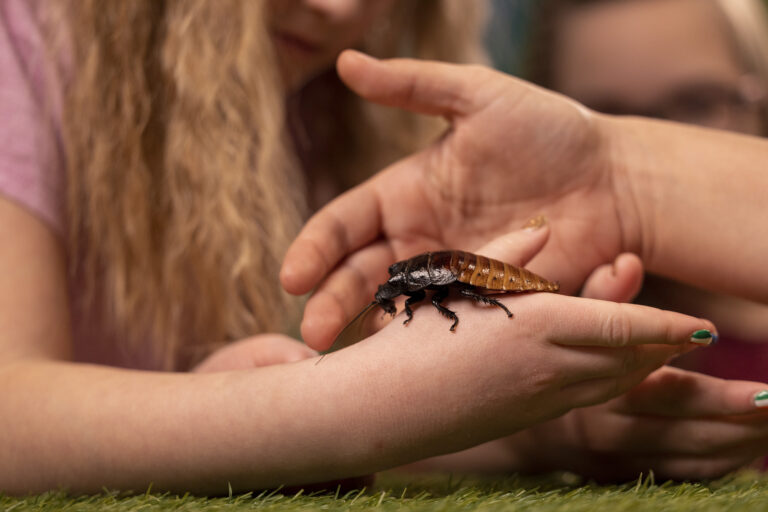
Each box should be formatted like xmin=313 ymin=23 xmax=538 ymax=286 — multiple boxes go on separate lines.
xmin=447 ymin=250 xmax=559 ymax=292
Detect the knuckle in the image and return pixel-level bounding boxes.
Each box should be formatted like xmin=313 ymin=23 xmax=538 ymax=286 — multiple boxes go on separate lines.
xmin=603 ymin=308 xmax=633 ymax=347
xmin=531 ymin=365 xmax=566 ymax=392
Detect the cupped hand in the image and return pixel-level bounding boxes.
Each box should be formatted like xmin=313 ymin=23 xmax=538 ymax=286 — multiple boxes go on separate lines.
xmin=281 ymin=51 xmax=635 ymax=351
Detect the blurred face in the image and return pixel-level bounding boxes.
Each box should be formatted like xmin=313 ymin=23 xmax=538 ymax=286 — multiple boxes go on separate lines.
xmin=267 ymin=0 xmax=396 ymax=91
xmin=552 ymin=0 xmax=764 ymax=134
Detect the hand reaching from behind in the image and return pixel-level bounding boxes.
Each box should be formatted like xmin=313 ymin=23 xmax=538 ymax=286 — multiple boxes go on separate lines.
xmin=498 ymin=259 xmax=768 ymax=481
xmin=511 ymin=366 xmax=768 ymax=481
xmin=281 ymin=52 xmax=633 ymax=351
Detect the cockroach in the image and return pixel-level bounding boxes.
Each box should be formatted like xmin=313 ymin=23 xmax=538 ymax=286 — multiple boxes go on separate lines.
xmin=322 ymin=250 xmax=559 ymax=355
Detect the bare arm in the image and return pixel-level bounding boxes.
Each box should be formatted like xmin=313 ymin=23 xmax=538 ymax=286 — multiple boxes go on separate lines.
xmin=0 ymin=199 xmax=713 ymax=494
xmin=0 ymin=197 xmax=71 ymax=362
xmin=610 ymin=117 xmax=768 ymax=303
xmin=0 ymin=196 xmax=363 ymax=494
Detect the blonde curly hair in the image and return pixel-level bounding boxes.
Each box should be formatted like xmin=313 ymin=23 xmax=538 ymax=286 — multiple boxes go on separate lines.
xmin=42 ymin=0 xmax=487 ymax=370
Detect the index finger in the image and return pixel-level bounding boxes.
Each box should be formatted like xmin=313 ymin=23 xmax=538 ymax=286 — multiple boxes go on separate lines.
xmin=280 ymin=183 xmax=382 ymax=296
xmin=546 ymin=296 xmax=718 ymax=348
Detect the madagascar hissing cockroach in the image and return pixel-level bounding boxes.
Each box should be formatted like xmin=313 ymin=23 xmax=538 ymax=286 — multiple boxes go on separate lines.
xmin=323 ymin=250 xmax=559 ymax=355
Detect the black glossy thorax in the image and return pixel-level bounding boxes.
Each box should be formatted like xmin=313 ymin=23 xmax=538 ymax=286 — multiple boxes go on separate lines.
xmin=387 ymin=252 xmax=458 ymax=294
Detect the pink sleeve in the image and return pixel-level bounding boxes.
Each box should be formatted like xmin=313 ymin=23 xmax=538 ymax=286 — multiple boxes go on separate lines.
xmin=0 ymin=0 xmax=65 ymax=236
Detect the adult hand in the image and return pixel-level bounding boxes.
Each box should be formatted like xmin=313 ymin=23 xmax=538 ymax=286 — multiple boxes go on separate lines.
xmin=281 ymin=51 xmax=633 ymax=351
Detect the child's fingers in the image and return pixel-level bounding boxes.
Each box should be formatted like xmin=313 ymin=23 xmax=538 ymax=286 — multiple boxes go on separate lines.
xmin=548 ymin=295 xmax=717 ymax=348
xmin=280 ymin=184 xmax=382 ymax=296
xmin=616 ymin=366 xmax=768 ymax=417
xmin=581 ymin=414 xmax=768 ymax=457
xmin=560 ymin=362 xmax=667 ymax=409
xmin=301 ymin=241 xmax=395 ymax=351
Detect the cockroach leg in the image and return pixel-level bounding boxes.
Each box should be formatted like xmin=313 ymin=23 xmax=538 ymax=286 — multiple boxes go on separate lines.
xmin=403 ymin=290 xmax=426 ymax=325
xmin=431 ymin=287 xmax=459 ymax=331
xmin=459 ymin=287 xmax=513 ymax=318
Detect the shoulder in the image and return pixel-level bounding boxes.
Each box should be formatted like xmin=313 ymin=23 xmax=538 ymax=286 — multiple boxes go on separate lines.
xmin=1 ymin=0 xmax=47 ymax=66
xmin=0 ymin=0 xmax=66 ymax=237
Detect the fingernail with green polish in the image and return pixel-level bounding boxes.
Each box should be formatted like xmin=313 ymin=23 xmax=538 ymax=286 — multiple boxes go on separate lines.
xmin=690 ymin=329 xmax=717 ymax=345
xmin=754 ymin=391 xmax=768 ymax=408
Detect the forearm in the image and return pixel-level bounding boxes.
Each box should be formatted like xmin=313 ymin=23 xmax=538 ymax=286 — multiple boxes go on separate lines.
xmin=0 ymin=361 xmax=306 ymax=494
xmin=0 ymin=318 xmax=511 ymax=495
xmin=607 ymin=116 xmax=768 ymax=302
xmin=0 ymin=356 xmax=429 ymax=495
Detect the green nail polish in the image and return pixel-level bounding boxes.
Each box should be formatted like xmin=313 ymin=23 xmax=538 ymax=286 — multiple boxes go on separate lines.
xmin=755 ymin=391 xmax=768 ymax=408
xmin=690 ymin=329 xmax=715 ymax=345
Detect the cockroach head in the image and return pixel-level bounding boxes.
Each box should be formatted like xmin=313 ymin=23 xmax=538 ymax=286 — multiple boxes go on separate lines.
xmin=375 ymin=282 xmax=399 ymax=302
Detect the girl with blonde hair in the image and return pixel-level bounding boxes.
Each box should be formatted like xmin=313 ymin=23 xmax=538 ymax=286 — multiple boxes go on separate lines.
xmin=0 ymin=0 xmax=719 ymax=494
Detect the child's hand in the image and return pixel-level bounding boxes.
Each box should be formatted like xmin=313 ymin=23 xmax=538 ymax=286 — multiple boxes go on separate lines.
xmin=511 ymin=366 xmax=768 ymax=481
xmin=192 ymin=334 xmax=317 ymax=372
xmin=507 ymin=255 xmax=768 ymax=481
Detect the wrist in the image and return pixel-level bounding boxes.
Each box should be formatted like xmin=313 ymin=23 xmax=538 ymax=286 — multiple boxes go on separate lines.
xmin=596 ymin=114 xmax=655 ymax=260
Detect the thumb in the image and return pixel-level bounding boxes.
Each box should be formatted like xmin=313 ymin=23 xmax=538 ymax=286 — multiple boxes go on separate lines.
xmin=474 ymin=216 xmax=551 ymax=267
xmin=336 ymin=50 xmax=494 ymax=118
xmin=580 ymin=253 xmax=644 ymax=303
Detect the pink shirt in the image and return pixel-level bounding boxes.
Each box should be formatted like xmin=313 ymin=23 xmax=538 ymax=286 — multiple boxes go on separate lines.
xmin=0 ymin=0 xmax=64 ymax=234
xmin=0 ymin=0 xmax=159 ymax=369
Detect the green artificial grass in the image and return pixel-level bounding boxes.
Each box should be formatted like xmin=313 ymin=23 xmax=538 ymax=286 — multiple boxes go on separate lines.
xmin=5 ymin=470 xmax=768 ymax=511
